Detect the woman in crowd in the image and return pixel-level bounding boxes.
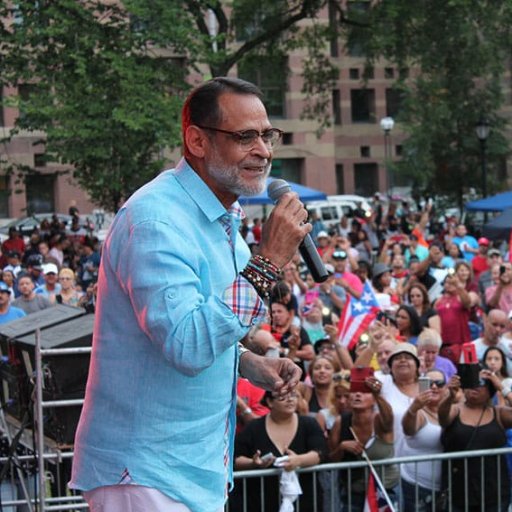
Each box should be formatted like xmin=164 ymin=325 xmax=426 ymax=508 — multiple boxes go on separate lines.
xmin=380 ymin=343 xmax=421 ymax=460
xmin=407 ymin=282 xmax=441 ymax=332
xmin=441 ymin=242 xmax=462 ymax=268
xmin=316 ymin=372 xmax=351 ymax=512
xmin=439 ymin=372 xmax=512 ymax=511
xmin=329 ymin=375 xmax=399 ymax=511
xmin=434 ymin=273 xmax=471 ymax=364
xmin=395 ymin=304 xmax=422 ymax=344
xmin=233 ymin=390 xmax=326 ymax=512
xmin=300 ymin=355 xmax=339 ymax=415
xmin=56 ymin=268 xmax=84 ymax=307
xmin=316 ymin=370 xmax=351 ymax=434
xmin=372 ymin=263 xmax=400 ymax=307
xmin=482 ymin=346 xmax=511 ymax=406
xmin=1 ymin=270 xmax=16 ymax=301
xmin=401 ymin=368 xmax=447 ymax=511
xmin=416 ymin=328 xmax=457 ymax=382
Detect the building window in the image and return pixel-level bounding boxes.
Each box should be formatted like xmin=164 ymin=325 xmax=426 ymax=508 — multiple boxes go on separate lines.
xmin=349 ymin=68 xmax=360 ymax=80
xmin=354 ymin=162 xmax=378 ymax=196
xmin=0 ymin=175 xmax=9 ymax=217
xmin=26 ymin=173 xmax=55 ymax=214
xmin=386 ymin=88 xmax=405 ymax=118
xmin=346 ymin=1 xmax=370 ymax=57
xmin=396 ymin=145 xmax=403 ymax=157
xmin=332 ymin=89 xmax=341 ymax=125
xmin=363 ymin=67 xmax=374 ymax=80
xmin=335 ymin=164 xmax=344 ymax=194
xmin=282 ymin=133 xmax=293 ymax=145
xmin=238 ymin=56 xmax=287 ymax=118
xmin=328 ymin=0 xmax=339 ymax=57
xmin=384 ymin=68 xmax=395 ymax=79
xmin=17 ymin=84 xmax=33 ymax=121
xmin=0 ymin=89 xmax=4 ymax=127
xmin=360 ymin=146 xmax=371 ymax=157
xmin=271 ymin=158 xmax=302 ymax=183
xmin=351 ymin=89 xmax=375 ymax=123
xmin=34 ymin=154 xmax=46 ymax=168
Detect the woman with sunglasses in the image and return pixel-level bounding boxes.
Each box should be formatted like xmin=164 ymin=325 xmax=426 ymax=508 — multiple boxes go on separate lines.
xmin=233 ymin=390 xmax=326 ymax=512
xmin=439 ymin=372 xmax=512 ymax=511
xmin=401 ymin=369 xmax=447 ymax=511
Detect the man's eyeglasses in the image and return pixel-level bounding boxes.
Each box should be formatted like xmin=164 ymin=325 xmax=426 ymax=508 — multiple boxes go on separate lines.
xmin=196 ymin=125 xmax=283 ymax=151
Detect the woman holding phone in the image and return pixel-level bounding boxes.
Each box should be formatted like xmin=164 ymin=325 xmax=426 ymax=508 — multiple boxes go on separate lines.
xmin=401 ymin=368 xmax=447 ymax=511
xmin=439 ymin=372 xmax=512 ymax=511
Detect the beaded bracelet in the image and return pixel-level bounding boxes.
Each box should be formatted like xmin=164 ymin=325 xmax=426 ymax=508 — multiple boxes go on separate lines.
xmin=241 ymin=266 xmax=273 ymax=299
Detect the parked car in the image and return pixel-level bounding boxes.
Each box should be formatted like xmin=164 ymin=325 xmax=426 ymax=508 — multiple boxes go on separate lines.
xmin=0 ymin=213 xmax=78 ymax=244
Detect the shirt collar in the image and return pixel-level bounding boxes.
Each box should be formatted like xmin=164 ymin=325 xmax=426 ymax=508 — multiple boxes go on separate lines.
xmin=173 ymin=158 xmax=244 ymax=222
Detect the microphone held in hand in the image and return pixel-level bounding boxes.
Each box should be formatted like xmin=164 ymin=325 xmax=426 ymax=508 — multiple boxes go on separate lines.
xmin=268 ymin=179 xmax=329 ymax=283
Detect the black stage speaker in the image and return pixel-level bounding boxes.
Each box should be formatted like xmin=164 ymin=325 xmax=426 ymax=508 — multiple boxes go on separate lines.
xmin=0 ymin=306 xmax=93 ymax=445
xmin=0 ymin=305 xmax=86 ymax=421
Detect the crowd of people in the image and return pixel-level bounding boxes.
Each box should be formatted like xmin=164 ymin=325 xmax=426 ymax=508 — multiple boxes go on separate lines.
xmin=0 ymin=212 xmax=101 ymax=324
xmin=232 ymin=201 xmax=512 ymax=512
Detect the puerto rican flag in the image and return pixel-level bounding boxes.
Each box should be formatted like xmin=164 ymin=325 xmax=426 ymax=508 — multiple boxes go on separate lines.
xmin=337 ymin=280 xmax=380 ymax=350
xmin=364 ymin=473 xmax=393 ymax=512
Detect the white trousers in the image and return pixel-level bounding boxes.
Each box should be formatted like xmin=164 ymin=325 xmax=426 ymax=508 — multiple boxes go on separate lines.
xmin=83 ymin=485 xmax=194 ymax=512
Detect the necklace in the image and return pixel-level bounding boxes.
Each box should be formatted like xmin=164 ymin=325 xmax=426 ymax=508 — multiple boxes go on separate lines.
xmin=423 ymin=407 xmax=438 ymax=420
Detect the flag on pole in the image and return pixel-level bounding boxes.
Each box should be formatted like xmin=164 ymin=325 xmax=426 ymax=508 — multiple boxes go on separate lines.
xmin=363 ymin=473 xmax=393 ymax=512
xmin=337 ymin=280 xmax=381 ymax=350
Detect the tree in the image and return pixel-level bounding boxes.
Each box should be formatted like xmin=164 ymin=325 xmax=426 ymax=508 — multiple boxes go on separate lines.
xmin=343 ymin=0 xmax=512 ymax=203
xmin=0 ymin=1 xmax=190 ymax=212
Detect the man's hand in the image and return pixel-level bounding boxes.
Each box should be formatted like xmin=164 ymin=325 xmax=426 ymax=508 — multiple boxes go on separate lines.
xmin=239 ymin=351 xmax=302 ymax=398
xmin=258 ymin=192 xmax=311 ymax=269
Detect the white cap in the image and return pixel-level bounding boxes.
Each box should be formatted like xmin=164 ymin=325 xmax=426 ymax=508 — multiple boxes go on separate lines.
xmin=42 ymin=263 xmax=59 ymax=275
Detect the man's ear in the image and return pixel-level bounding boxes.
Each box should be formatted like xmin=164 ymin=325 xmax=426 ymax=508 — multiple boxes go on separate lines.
xmin=185 ymin=125 xmax=208 ymax=158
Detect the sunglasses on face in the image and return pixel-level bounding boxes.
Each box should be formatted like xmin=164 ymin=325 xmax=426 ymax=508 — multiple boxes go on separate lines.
xmin=429 ymin=379 xmax=446 ymax=388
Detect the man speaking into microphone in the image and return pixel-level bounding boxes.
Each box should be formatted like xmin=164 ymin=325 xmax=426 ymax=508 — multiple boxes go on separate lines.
xmin=69 ymin=77 xmax=308 ymax=512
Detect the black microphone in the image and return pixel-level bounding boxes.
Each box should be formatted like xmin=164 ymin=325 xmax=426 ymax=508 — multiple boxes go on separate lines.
xmin=268 ymin=179 xmax=329 ymax=283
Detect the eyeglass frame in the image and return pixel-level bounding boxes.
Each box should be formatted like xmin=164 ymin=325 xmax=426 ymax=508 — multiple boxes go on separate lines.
xmin=195 ymin=124 xmax=283 ymax=150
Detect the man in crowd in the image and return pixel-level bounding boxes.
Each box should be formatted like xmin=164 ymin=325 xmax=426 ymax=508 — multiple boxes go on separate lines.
xmin=13 ymin=274 xmax=54 ymax=315
xmin=478 ymin=249 xmax=503 ymax=304
xmin=451 ymin=223 xmax=479 ymax=262
xmin=70 ymin=77 xmax=304 ymax=512
xmin=35 ymin=263 xmax=61 ymax=303
xmin=486 ymin=262 xmax=512 ymax=315
xmin=0 ymin=282 xmax=25 ymax=324
xmin=465 ymin=309 xmax=510 ymax=373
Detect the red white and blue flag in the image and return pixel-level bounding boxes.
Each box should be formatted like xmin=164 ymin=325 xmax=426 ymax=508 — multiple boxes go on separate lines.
xmin=363 ymin=473 xmax=393 ymax=512
xmin=337 ymin=280 xmax=380 ymax=350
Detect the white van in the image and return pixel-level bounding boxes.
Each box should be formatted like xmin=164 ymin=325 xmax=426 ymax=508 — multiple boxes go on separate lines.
xmin=306 ymin=196 xmax=371 ymax=229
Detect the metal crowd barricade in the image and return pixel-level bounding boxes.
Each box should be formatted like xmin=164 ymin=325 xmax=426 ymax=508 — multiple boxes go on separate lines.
xmin=225 ymin=447 xmax=512 ymax=512
xmin=3 ymin=334 xmax=512 ymax=512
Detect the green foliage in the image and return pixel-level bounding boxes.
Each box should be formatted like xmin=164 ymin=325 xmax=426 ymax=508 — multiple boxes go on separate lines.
xmin=345 ymin=0 xmax=512 ymax=201
xmin=0 ymin=0 xmax=189 ymax=212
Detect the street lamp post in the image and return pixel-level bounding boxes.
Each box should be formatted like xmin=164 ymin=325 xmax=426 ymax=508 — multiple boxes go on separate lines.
xmin=380 ymin=116 xmax=394 ymax=198
xmin=475 ymin=117 xmax=490 ymax=222
xmin=475 ymin=117 xmax=490 ymax=198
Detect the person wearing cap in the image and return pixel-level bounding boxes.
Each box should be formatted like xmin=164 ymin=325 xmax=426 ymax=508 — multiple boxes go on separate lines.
xmin=315 ymin=230 xmax=331 ymax=258
xmin=13 ymin=274 xmax=53 ymax=315
xmin=379 ymin=343 xmax=421 ymax=461
xmin=451 ymin=223 xmax=479 ymax=262
xmin=471 ymin=237 xmax=491 ymax=281
xmin=317 ymin=263 xmax=346 ymax=315
xmin=25 ymin=254 xmax=45 ymax=287
xmin=439 ymin=371 xmax=512 ymax=511
xmin=310 ymin=210 xmax=327 ymax=245
xmin=34 ymin=263 xmax=62 ymax=304
xmin=3 ymin=251 xmax=22 ymax=278
xmin=331 ymin=249 xmax=363 ymax=299
xmin=0 ymin=281 xmax=25 ymax=324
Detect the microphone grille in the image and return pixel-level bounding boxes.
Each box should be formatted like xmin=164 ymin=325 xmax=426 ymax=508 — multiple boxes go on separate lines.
xmin=268 ymin=179 xmax=291 ymax=202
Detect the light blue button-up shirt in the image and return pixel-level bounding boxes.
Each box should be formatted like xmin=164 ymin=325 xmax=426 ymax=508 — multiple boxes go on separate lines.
xmin=69 ymin=159 xmax=265 ymax=511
